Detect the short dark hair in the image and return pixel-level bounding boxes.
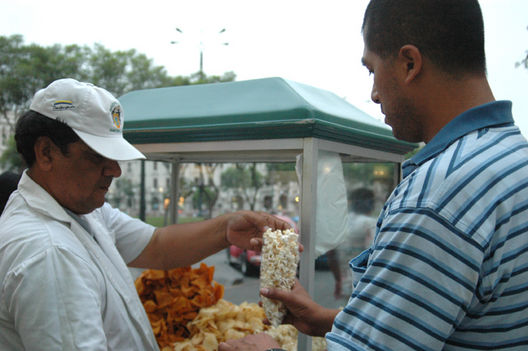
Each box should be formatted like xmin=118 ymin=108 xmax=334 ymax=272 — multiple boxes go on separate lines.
xmin=0 ymin=171 xmax=21 ymax=214
xmin=362 ymin=0 xmax=486 ymax=76
xmin=15 ymin=110 xmax=80 ymax=167
xmin=349 ymin=187 xmax=375 ymax=215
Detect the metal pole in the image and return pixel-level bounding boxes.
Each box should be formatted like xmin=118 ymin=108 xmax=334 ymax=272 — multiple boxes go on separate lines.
xmin=298 ymin=137 xmax=318 ymax=351
xmin=171 ymin=27 xmax=227 ymax=80
xmin=170 ymin=161 xmax=180 ymax=224
xmin=199 ymin=48 xmax=204 ymax=80
xmin=139 ymin=160 xmax=146 ymax=221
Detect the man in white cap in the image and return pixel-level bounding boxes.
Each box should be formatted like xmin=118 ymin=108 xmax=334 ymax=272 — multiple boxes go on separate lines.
xmin=0 ymin=78 xmax=288 ymax=350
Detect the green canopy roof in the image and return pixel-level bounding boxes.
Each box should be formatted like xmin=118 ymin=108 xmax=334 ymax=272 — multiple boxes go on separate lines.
xmin=120 ymin=77 xmax=416 ymax=154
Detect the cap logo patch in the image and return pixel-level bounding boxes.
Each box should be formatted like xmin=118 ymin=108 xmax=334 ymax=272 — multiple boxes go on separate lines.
xmin=110 ymin=102 xmax=121 ymax=129
xmin=53 ymin=100 xmax=75 ymax=110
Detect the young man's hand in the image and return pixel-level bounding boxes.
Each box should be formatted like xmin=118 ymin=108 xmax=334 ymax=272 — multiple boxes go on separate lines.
xmin=260 ymin=279 xmax=339 ymax=337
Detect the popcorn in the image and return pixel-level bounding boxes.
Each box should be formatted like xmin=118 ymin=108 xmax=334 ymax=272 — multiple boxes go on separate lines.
xmin=260 ymin=228 xmax=300 ymax=326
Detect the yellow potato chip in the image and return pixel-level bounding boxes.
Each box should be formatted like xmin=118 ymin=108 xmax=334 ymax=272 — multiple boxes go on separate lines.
xmin=137 ymin=263 xmax=326 ymax=351
xmin=224 ymin=329 xmax=246 ymax=341
xmin=202 ymin=332 xmax=218 ymax=351
xmin=135 ymin=263 xmax=223 ymax=349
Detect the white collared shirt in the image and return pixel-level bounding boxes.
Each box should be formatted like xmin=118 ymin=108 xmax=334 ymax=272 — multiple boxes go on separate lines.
xmin=0 ymin=171 xmax=159 ymax=350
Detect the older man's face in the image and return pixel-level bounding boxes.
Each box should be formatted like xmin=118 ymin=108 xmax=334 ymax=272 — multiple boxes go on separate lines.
xmin=47 ymin=140 xmax=122 ymax=214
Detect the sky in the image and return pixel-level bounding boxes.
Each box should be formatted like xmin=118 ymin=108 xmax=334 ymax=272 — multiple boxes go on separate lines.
xmin=1 ymin=0 xmax=527 ymax=136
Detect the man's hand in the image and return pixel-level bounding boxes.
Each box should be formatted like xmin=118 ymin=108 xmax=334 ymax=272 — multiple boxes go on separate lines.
xmin=260 ymin=279 xmax=338 ymax=337
xmin=218 ymin=332 xmax=280 ymax=351
xmin=224 ymin=211 xmax=291 ymax=251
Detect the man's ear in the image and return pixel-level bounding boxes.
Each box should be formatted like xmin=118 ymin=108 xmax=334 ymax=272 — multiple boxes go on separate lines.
xmin=398 ymin=44 xmax=423 ymax=84
xmin=33 ymin=136 xmax=55 ymax=171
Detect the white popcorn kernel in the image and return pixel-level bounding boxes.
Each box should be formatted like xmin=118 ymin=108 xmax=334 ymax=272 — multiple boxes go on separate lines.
xmin=260 ymin=228 xmax=300 ymax=327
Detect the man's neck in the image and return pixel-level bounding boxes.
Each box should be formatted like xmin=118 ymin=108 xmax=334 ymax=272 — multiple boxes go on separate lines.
xmin=421 ymin=74 xmax=495 ymax=143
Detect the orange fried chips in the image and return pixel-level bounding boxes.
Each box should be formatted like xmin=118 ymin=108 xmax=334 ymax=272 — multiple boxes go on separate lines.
xmin=135 ymin=263 xmax=224 ymax=349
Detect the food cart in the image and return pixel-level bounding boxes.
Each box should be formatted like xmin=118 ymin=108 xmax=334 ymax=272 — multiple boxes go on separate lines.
xmin=120 ymin=77 xmax=416 ymax=350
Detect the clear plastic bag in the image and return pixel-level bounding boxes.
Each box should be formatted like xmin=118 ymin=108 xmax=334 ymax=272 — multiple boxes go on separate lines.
xmin=296 ymin=150 xmax=349 ymax=256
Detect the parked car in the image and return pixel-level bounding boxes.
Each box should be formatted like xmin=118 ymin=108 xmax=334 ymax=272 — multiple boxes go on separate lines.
xmin=226 ymin=214 xmax=298 ymax=276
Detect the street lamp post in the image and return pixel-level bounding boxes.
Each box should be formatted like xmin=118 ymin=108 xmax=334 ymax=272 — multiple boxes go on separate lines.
xmin=171 ymin=27 xmax=228 ymax=80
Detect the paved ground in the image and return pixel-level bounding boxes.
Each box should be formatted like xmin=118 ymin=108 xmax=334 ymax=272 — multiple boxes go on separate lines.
xmin=198 ymin=249 xmax=348 ymax=309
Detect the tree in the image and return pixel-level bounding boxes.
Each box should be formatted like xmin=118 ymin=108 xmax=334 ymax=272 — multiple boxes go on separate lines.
xmin=221 ymin=163 xmax=264 ymax=211
xmin=517 ymin=53 xmax=528 ymax=69
xmin=0 ymin=34 xmax=237 ymax=133
xmin=0 ymin=34 xmax=236 ymax=172
xmin=516 ymin=26 xmax=528 ymax=69
xmin=86 ymin=43 xmax=178 ymax=97
xmin=0 ymin=136 xmax=25 ymax=172
xmin=200 ymin=163 xmax=221 ymax=218
xmin=0 ymin=35 xmax=90 ymax=130
xmin=189 ymin=71 xmax=236 ymax=85
xmin=265 ymin=163 xmax=297 ymax=185
xmin=188 ymin=163 xmax=220 ymax=219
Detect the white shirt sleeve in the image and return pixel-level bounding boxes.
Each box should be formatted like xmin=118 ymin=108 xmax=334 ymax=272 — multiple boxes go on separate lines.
xmin=3 ymin=246 xmax=108 ymax=350
xmin=97 ymin=203 xmax=156 ymax=264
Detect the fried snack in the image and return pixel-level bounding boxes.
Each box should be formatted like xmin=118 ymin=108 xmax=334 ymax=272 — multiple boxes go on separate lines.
xmin=172 ymin=299 xmax=267 ymax=351
xmin=266 ymin=324 xmax=327 ymax=351
xmin=260 ymin=228 xmax=300 ymax=326
xmin=135 ymin=263 xmax=224 ymax=349
xmin=172 ymin=299 xmax=326 ymax=351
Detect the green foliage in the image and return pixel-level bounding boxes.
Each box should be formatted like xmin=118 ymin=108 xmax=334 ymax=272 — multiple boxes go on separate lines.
xmin=221 ymin=166 xmax=248 ymax=188
xmin=181 ymin=163 xmax=221 ymax=218
xmin=85 ymin=43 xmax=186 ymax=97
xmin=265 ymin=162 xmax=297 ymax=185
xmin=221 ymin=164 xmax=264 ymax=189
xmin=220 ymin=163 xmax=264 ymax=210
xmin=516 ymin=51 xmax=528 ymax=69
xmin=191 ymin=186 xmax=218 ymax=211
xmin=0 ymin=34 xmax=236 ymax=170
xmin=0 ymin=136 xmax=25 ymax=172
xmin=0 ymin=35 xmax=90 ymax=120
xmin=515 ymin=26 xmax=528 ymax=69
xmin=0 ymin=34 xmax=236 ymax=129
xmin=189 ymin=71 xmax=237 ymax=85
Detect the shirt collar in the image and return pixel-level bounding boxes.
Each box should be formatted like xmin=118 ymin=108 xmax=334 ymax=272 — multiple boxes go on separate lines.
xmin=402 ymin=100 xmax=514 ymax=178
xmin=64 ymin=208 xmax=93 ymax=236
xmin=18 ymin=170 xmax=73 ymax=223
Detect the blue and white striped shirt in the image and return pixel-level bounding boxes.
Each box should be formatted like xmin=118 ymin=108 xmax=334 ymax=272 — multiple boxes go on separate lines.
xmin=327 ymin=101 xmax=528 ymax=350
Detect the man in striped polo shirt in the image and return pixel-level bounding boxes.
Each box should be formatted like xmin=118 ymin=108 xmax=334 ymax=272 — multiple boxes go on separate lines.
xmin=219 ymin=0 xmax=528 ymax=350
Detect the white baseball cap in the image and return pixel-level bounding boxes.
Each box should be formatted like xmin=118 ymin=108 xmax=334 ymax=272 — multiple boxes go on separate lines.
xmin=29 ymin=78 xmax=145 ymax=161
